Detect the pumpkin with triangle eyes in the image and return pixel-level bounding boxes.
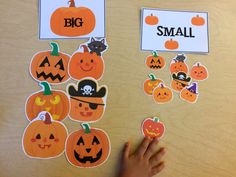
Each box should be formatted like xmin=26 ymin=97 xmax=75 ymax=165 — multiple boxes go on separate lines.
xmin=65 ymin=123 xmax=110 ymax=168
xmin=153 ymin=83 xmax=173 ymax=104
xmin=25 ymin=82 xmax=70 ymax=121
xmin=30 ymin=42 xmax=70 ymax=84
xmin=22 ymin=112 xmax=68 ymax=159
xmin=145 ymin=51 xmax=165 ymax=70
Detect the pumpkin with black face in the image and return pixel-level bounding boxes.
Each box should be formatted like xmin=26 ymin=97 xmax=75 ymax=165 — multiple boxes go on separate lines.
xmin=145 ymin=51 xmax=165 ymax=70
xmin=66 ymin=123 xmax=110 ymax=167
xmin=30 ymin=42 xmax=70 ymax=84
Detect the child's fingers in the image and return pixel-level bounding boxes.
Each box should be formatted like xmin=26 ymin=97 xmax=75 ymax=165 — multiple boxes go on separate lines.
xmin=149 ymin=147 xmax=166 ymax=166
xmin=150 ymin=161 xmax=165 ymax=176
xmin=144 ymin=137 xmax=159 ymax=159
xmin=123 ymin=142 xmax=131 ymax=159
xmin=135 ymin=137 xmax=151 ymax=157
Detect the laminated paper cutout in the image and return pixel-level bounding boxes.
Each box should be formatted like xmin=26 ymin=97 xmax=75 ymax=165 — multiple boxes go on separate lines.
xmin=169 ymin=54 xmax=188 ymax=74
xmin=65 ymin=123 xmax=110 ymax=168
xmin=180 ymin=82 xmax=199 ymax=103
xmin=145 ymin=51 xmax=165 ymax=70
xmin=142 ymin=117 xmax=165 ymax=139
xmin=191 ymin=15 xmax=205 ymax=26
xmin=69 ymin=38 xmax=108 ymax=81
xmin=143 ymin=73 xmax=163 ymax=96
xmin=190 ymin=62 xmax=208 ymax=81
xmin=25 ymin=82 xmax=70 ymax=121
xmin=164 ymin=38 xmax=179 ymax=50
xmin=22 ymin=112 xmax=68 ymax=159
xmin=30 ymin=42 xmax=70 ymax=84
xmin=171 ymin=72 xmax=191 ymax=92
xmin=67 ymin=79 xmax=107 ymax=122
xmin=153 ymin=83 xmax=173 ymax=104
xmin=50 ymin=0 xmax=96 ymax=37
xmin=145 ymin=14 xmax=159 ymax=25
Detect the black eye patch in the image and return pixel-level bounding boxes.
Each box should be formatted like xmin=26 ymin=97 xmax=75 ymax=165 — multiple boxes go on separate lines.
xmin=36 ymin=134 xmax=41 ymax=139
xmin=89 ymin=103 xmax=98 ymax=110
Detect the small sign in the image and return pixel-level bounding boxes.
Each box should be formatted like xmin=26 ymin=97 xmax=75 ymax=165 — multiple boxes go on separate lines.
xmin=141 ymin=8 xmax=209 ymax=53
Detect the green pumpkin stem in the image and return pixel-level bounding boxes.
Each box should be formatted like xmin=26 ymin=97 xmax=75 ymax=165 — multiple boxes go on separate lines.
xmin=153 ymin=117 xmax=160 ymax=122
xmin=148 ymin=73 xmax=157 ymax=81
xmin=40 ymin=82 xmax=52 ymax=95
xmin=50 ymin=42 xmax=59 ymax=56
xmin=152 ymin=51 xmax=158 ymax=57
xmin=81 ymin=123 xmax=91 ymax=134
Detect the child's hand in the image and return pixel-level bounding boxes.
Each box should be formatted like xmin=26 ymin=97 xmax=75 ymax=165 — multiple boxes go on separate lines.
xmin=119 ymin=137 xmax=166 ymax=177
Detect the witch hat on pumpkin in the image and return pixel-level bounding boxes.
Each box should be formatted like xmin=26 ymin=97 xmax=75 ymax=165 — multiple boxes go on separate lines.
xmin=186 ymin=82 xmax=198 ymax=94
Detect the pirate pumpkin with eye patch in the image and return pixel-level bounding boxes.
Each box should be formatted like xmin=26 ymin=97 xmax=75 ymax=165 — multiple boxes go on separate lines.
xmin=67 ymin=79 xmax=107 ymax=122
xmin=30 ymin=42 xmax=70 ymax=84
xmin=171 ymin=72 xmax=191 ymax=92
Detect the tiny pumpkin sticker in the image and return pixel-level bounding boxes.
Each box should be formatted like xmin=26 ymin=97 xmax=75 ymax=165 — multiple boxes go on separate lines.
xmin=164 ymin=38 xmax=179 ymax=50
xmin=153 ymin=83 xmax=173 ymax=104
xmin=191 ymin=15 xmax=205 ymax=26
xmin=145 ymin=51 xmax=165 ymax=70
xmin=142 ymin=117 xmax=165 ymax=139
xmin=145 ymin=14 xmax=159 ymax=25
xmin=143 ymin=73 xmax=163 ymax=96
xmin=190 ymin=62 xmax=208 ymax=81
xmin=22 ymin=112 xmax=68 ymax=159
xmin=65 ymin=123 xmax=110 ymax=168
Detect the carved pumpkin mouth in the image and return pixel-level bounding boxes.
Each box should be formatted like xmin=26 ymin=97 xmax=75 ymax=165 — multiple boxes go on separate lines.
xmin=149 ymin=65 xmax=162 ymax=69
xmin=80 ymin=66 xmax=94 ymax=72
xmin=80 ymin=112 xmax=93 ymax=117
xmin=38 ymin=144 xmax=51 ymax=149
xmin=145 ymin=129 xmax=160 ymax=136
xmin=74 ymin=149 xmax=102 ymax=163
xmin=36 ymin=71 xmax=65 ymax=82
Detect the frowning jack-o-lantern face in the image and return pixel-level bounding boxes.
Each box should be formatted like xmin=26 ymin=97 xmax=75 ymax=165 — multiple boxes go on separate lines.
xmin=146 ymin=51 xmax=165 ymax=70
xmin=65 ymin=123 xmax=110 ymax=168
xmin=30 ymin=42 xmax=70 ymax=84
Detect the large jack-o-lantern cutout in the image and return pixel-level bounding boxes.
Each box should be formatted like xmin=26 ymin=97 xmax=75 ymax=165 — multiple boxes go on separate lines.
xmin=142 ymin=117 xmax=165 ymax=139
xmin=67 ymin=79 xmax=107 ymax=122
xmin=22 ymin=112 xmax=68 ymax=159
xmin=145 ymin=51 xmax=165 ymax=70
xmin=170 ymin=54 xmax=188 ymax=74
xmin=26 ymin=82 xmax=70 ymax=121
xmin=69 ymin=45 xmax=104 ymax=80
xmin=65 ymin=123 xmax=110 ymax=168
xmin=50 ymin=0 xmax=96 ymax=37
xmin=30 ymin=42 xmax=70 ymax=84
xmin=143 ymin=73 xmax=163 ymax=95
xmin=153 ymin=83 xmax=173 ymax=104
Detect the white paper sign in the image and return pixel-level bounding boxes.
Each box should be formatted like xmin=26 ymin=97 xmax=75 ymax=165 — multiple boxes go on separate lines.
xmin=39 ymin=0 xmax=105 ymax=39
xmin=141 ymin=8 xmax=209 ymax=53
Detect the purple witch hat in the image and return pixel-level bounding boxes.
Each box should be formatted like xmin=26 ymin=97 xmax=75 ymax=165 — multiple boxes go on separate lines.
xmin=186 ymin=82 xmax=198 ymax=94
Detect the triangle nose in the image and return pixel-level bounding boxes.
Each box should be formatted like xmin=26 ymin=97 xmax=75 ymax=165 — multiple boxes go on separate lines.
xmin=86 ymin=148 xmax=91 ymax=153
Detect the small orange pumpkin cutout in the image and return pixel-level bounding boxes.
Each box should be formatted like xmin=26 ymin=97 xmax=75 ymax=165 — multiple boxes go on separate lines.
xmin=25 ymin=82 xmax=70 ymax=121
xmin=171 ymin=72 xmax=191 ymax=92
xmin=69 ymin=45 xmax=104 ymax=80
xmin=145 ymin=14 xmax=159 ymax=25
xmin=142 ymin=117 xmax=165 ymax=139
xmin=190 ymin=62 xmax=208 ymax=81
xmin=143 ymin=73 xmax=163 ymax=95
xmin=180 ymin=82 xmax=198 ymax=103
xmin=50 ymin=0 xmax=96 ymax=37
xmin=191 ymin=15 xmax=205 ymax=26
xmin=164 ymin=38 xmax=179 ymax=50
xmin=22 ymin=112 xmax=68 ymax=159
xmin=67 ymin=79 xmax=107 ymax=122
xmin=170 ymin=54 xmax=188 ymax=74
xmin=145 ymin=51 xmax=165 ymax=70
xmin=65 ymin=123 xmax=110 ymax=168
xmin=30 ymin=42 xmax=70 ymax=84
xmin=153 ymin=83 xmax=173 ymax=104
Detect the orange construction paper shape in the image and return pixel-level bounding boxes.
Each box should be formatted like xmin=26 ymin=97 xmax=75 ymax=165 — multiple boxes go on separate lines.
xmin=142 ymin=117 xmax=165 ymax=139
xmin=145 ymin=51 xmax=165 ymax=70
xmin=153 ymin=83 xmax=173 ymax=104
xmin=180 ymin=82 xmax=199 ymax=103
xmin=190 ymin=62 xmax=208 ymax=81
xmin=143 ymin=73 xmax=163 ymax=96
xmin=169 ymin=54 xmax=188 ymax=74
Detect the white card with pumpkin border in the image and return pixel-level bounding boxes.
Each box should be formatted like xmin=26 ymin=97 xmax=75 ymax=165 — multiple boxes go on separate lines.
xmin=141 ymin=8 xmax=209 ymax=53
xmin=39 ymin=0 xmax=105 ymax=39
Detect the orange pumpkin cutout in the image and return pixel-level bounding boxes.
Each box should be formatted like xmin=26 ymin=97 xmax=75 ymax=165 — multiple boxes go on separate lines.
xmin=170 ymin=54 xmax=188 ymax=74
xmin=171 ymin=72 xmax=191 ymax=92
xmin=67 ymin=79 xmax=107 ymax=122
xmin=142 ymin=117 xmax=165 ymax=139
xmin=65 ymin=123 xmax=110 ymax=168
xmin=153 ymin=83 xmax=173 ymax=104
xmin=190 ymin=62 xmax=208 ymax=81
xmin=180 ymin=82 xmax=198 ymax=103
xmin=145 ymin=51 xmax=165 ymax=70
xmin=22 ymin=112 xmax=68 ymax=159
xmin=164 ymin=39 xmax=179 ymax=50
xmin=50 ymin=0 xmax=96 ymax=37
xmin=145 ymin=14 xmax=159 ymax=25
xmin=26 ymin=82 xmax=70 ymax=121
xmin=191 ymin=15 xmax=205 ymax=26
xmin=30 ymin=42 xmax=70 ymax=84
xmin=69 ymin=45 xmax=104 ymax=80
xmin=143 ymin=73 xmax=163 ymax=95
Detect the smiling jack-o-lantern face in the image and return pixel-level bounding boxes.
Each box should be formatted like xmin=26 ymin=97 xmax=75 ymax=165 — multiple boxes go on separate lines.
xmin=180 ymin=82 xmax=198 ymax=103
xmin=190 ymin=62 xmax=208 ymax=81
xmin=153 ymin=83 xmax=173 ymax=104
xmin=142 ymin=117 xmax=165 ymax=139
xmin=30 ymin=42 xmax=70 ymax=84
xmin=66 ymin=123 xmax=110 ymax=168
xmin=23 ymin=112 xmax=67 ymax=158
xmin=146 ymin=52 xmax=165 ymax=70
xmin=143 ymin=74 xmax=163 ymax=95
xmin=170 ymin=60 xmax=188 ymax=74
xmin=69 ymin=45 xmax=104 ymax=80
xmin=26 ymin=82 xmax=70 ymax=121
